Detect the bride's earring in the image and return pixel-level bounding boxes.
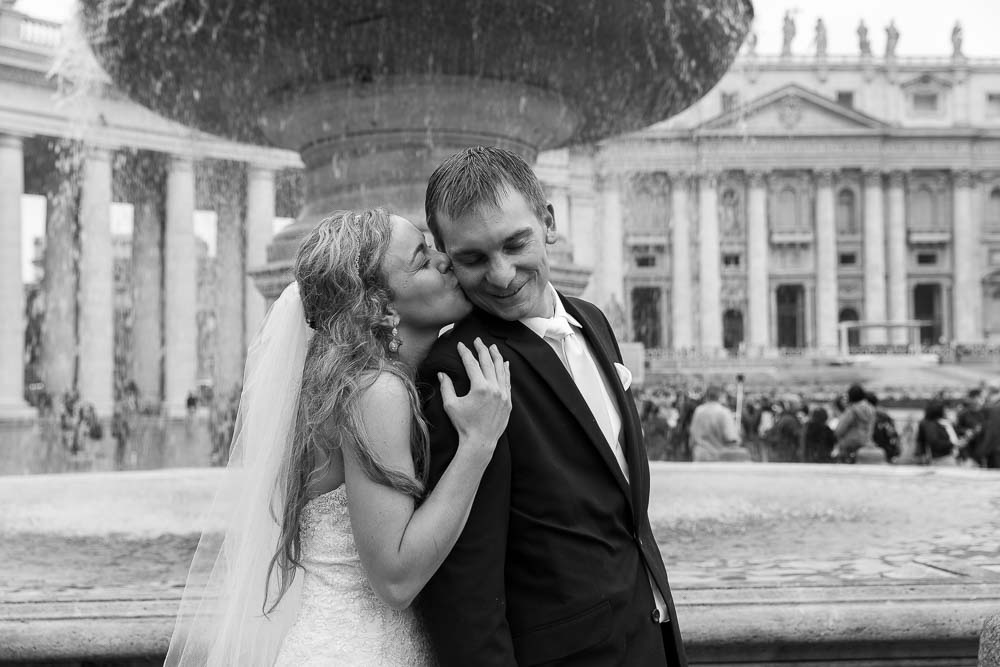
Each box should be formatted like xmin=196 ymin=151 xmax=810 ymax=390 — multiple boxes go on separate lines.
xmin=388 ymin=319 xmax=402 ymax=353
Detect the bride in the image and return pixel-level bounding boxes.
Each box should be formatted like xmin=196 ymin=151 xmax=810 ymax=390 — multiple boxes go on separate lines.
xmin=165 ymin=207 xmax=511 ymax=666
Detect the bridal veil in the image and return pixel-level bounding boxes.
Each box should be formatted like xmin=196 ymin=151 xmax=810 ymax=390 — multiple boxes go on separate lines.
xmin=165 ymin=282 xmax=311 ymax=666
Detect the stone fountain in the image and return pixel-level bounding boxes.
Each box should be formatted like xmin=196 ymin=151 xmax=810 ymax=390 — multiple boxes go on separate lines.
xmin=78 ymin=0 xmax=752 ymax=299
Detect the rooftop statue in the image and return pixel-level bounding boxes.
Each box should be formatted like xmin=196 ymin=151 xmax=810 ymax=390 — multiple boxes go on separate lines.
xmin=781 ymin=10 xmax=796 ymax=56
xmin=885 ymin=19 xmax=900 ymax=59
xmin=952 ymin=21 xmax=964 ymax=58
xmin=857 ymin=20 xmax=872 ymax=56
xmin=814 ymin=18 xmax=827 ymax=58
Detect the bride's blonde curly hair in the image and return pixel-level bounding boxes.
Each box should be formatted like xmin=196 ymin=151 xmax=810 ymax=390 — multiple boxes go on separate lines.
xmin=265 ymin=207 xmax=430 ymax=612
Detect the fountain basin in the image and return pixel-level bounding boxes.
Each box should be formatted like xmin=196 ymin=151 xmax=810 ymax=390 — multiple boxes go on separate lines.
xmin=2 ymin=463 xmax=998 ymax=664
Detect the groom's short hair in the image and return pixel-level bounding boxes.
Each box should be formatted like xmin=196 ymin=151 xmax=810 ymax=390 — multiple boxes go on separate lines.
xmin=425 ymin=146 xmax=548 ymax=251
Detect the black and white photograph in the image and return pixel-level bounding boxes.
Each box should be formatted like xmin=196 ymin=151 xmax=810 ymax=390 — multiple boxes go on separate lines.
xmin=1 ymin=0 xmax=999 ymax=665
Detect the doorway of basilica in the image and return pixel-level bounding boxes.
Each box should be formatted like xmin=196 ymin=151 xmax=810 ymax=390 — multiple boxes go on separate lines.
xmin=722 ymin=308 xmax=744 ymax=351
xmin=776 ymin=284 xmax=805 ymax=349
xmin=913 ymin=283 xmax=943 ymax=345
xmin=631 ymin=287 xmax=662 ymax=349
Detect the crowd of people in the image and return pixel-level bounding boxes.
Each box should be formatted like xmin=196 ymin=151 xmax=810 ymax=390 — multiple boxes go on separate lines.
xmin=636 ymin=381 xmax=1000 ymax=468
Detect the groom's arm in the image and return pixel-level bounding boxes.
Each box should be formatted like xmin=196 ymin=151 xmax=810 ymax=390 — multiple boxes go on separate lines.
xmin=417 ymin=350 xmax=516 ymax=667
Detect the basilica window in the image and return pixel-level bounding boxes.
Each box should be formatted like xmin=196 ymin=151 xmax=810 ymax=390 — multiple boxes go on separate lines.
xmin=721 ymin=92 xmax=739 ymax=113
xmin=987 ymin=93 xmax=1000 ymax=117
xmin=836 ymin=91 xmax=854 ymax=109
xmin=774 ymin=186 xmax=797 ymax=231
xmin=838 ymin=252 xmax=856 ymax=266
xmin=987 ymin=187 xmax=1000 ymax=229
xmin=917 ymin=252 xmax=939 ymax=266
xmin=722 ymin=253 xmax=741 ymax=269
xmin=635 ymin=254 xmax=657 ymax=267
xmin=912 ymin=92 xmax=939 ymax=114
xmin=910 ymin=186 xmax=938 ymax=230
xmin=835 ymin=188 xmax=857 ymax=235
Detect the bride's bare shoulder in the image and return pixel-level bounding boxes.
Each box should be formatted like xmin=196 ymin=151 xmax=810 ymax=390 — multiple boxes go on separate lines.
xmin=357 ymin=372 xmax=413 ymax=420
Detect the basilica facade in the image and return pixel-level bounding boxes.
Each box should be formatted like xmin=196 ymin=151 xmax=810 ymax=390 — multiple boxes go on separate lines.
xmin=551 ymin=50 xmax=1000 ymax=353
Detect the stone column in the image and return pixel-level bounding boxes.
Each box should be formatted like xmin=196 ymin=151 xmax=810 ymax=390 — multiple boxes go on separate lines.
xmin=163 ymin=157 xmax=197 ymax=414
xmin=746 ymin=171 xmax=770 ymax=349
xmin=77 ymin=147 xmax=114 ymax=414
xmin=862 ymin=170 xmax=887 ymax=344
xmin=952 ymin=170 xmax=982 ymax=343
xmin=814 ymin=170 xmax=838 ymax=350
xmin=211 ymin=163 xmax=247 ymax=399
xmin=886 ymin=171 xmax=909 ymax=345
xmin=698 ymin=172 xmax=722 ymax=352
xmin=0 ymin=134 xmax=30 ymax=414
xmin=670 ymin=173 xmax=692 ymax=350
xmin=40 ymin=152 xmax=79 ymax=399
xmin=130 ymin=158 xmax=165 ymax=404
xmin=244 ymin=166 xmax=275 ymax=344
xmin=597 ymin=174 xmax=626 ymax=311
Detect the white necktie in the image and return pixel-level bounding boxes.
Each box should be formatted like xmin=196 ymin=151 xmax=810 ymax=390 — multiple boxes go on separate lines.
xmin=541 ymin=316 xmax=628 ymax=481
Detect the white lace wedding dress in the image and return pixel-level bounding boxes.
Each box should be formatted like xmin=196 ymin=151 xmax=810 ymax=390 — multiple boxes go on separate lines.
xmin=273 ymin=485 xmax=437 ymax=666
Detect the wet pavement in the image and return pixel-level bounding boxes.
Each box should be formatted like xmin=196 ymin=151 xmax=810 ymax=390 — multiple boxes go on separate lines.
xmin=1 ymin=464 xmax=999 ymax=600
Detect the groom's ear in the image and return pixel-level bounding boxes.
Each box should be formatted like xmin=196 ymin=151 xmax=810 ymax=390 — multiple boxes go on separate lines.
xmin=543 ymin=202 xmax=557 ymax=244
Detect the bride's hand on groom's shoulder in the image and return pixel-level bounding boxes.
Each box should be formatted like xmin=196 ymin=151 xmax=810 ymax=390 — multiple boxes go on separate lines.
xmin=437 ymin=338 xmax=511 ymax=462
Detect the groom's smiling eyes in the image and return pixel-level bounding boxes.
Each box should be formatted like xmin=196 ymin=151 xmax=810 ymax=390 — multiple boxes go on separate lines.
xmin=451 ymin=231 xmax=533 ymax=267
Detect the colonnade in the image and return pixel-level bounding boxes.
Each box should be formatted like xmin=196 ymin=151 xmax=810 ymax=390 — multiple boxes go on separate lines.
xmin=0 ymin=133 xmax=279 ymax=416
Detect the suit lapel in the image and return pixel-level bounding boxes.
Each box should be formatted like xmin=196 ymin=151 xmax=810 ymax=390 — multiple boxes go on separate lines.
xmin=481 ymin=307 xmax=632 ymax=502
xmin=562 ymin=297 xmax=646 ymax=524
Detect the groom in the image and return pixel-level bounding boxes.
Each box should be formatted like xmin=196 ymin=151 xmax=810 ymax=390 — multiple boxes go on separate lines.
xmin=416 ymin=146 xmax=686 ymax=666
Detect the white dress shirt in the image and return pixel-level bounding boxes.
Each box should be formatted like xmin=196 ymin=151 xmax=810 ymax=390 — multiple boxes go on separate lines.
xmin=520 ymin=284 xmax=669 ymax=622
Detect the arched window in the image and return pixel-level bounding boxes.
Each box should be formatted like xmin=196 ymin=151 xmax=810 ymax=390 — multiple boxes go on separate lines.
xmin=911 ymin=185 xmax=936 ymax=230
xmin=988 ymin=187 xmax=1000 ymax=229
xmin=835 ymin=188 xmax=857 ymax=235
xmin=775 ymin=186 xmax=797 ymax=231
xmin=722 ymin=309 xmax=744 ymax=350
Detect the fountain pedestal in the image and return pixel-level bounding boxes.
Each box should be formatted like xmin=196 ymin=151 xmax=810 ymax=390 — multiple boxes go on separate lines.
xmin=255 ymin=76 xmax=581 ymax=300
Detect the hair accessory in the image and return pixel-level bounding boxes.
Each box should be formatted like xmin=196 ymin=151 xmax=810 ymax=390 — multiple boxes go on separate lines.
xmin=388 ymin=325 xmax=402 ymax=354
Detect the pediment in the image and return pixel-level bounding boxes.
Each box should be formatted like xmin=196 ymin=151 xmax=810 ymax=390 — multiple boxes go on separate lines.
xmin=900 ymin=72 xmax=954 ymax=90
xmin=697 ymin=84 xmax=889 ymax=134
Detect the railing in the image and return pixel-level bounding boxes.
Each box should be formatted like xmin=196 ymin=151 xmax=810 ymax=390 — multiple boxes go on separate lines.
xmin=736 ymin=53 xmax=1000 ymax=69
xmin=0 ymin=8 xmax=60 ymax=52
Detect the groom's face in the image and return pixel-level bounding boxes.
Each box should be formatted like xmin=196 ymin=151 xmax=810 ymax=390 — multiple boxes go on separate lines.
xmin=434 ymin=186 xmax=556 ymax=321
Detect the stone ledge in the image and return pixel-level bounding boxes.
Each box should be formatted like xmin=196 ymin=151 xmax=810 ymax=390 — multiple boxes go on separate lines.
xmin=2 ymin=583 xmax=996 ymax=665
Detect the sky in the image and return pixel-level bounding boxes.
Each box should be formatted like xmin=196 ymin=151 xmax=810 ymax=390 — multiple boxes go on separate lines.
xmin=17 ymin=0 xmax=1000 ymax=57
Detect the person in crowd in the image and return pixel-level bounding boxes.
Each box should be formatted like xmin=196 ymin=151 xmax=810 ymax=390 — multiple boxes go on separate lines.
xmin=974 ymin=385 xmax=1000 ymax=469
xmin=766 ymin=398 xmax=802 ymax=462
xmin=832 ymin=384 xmax=876 ymax=463
xmin=689 ymin=385 xmax=742 ymax=461
xmin=915 ymin=399 xmax=959 ymax=466
xmin=956 ymin=388 xmax=986 ymax=465
xmin=867 ymin=392 xmax=900 ymax=463
xmin=800 ymin=406 xmax=836 ymax=463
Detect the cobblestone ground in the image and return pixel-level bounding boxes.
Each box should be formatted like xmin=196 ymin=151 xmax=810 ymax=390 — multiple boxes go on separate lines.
xmin=1 ymin=465 xmax=998 ymax=599
xmin=649 ymin=463 xmax=1000 ymax=589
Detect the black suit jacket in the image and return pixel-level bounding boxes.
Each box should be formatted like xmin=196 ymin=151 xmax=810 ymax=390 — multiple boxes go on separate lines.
xmin=416 ymin=294 xmax=687 ymax=666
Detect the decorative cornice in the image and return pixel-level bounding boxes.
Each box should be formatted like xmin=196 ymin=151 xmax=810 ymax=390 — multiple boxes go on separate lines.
xmin=953 ymin=169 xmax=974 ymax=188
xmin=747 ymin=170 xmax=767 ymax=189
xmin=888 ymin=170 xmax=906 ymax=188
xmin=862 ymin=170 xmax=884 ymax=188
xmin=815 ymin=169 xmax=835 ymax=187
